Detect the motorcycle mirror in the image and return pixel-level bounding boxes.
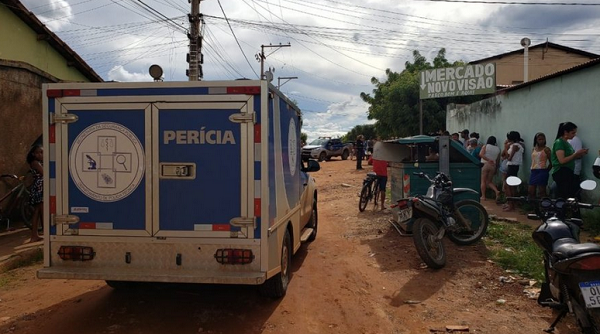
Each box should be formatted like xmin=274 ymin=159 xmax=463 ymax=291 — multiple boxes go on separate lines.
xmin=506 ymin=176 xmax=522 ymax=186
xmin=580 ymin=179 xmax=597 ymax=191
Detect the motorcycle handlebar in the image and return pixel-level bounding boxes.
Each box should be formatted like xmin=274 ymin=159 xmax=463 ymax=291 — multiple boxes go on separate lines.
xmin=505 ymin=196 xmax=599 ymax=210
xmin=412 ymin=172 xmax=450 ymax=186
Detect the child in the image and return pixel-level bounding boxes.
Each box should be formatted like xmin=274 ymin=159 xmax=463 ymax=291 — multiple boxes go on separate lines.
xmin=27 ymin=145 xmax=43 ymax=243
xmin=529 ymin=132 xmax=551 ymax=199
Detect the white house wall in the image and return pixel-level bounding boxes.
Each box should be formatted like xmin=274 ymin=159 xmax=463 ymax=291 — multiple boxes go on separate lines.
xmin=446 ymin=63 xmax=600 ymax=199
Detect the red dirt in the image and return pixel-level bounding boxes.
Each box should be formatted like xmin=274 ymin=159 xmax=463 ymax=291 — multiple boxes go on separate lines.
xmin=0 ymin=159 xmax=580 ymax=334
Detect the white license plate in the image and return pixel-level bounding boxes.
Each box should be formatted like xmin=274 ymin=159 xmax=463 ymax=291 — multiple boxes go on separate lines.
xmin=579 ymin=281 xmax=600 ymax=308
xmin=397 ymin=208 xmax=412 ymax=223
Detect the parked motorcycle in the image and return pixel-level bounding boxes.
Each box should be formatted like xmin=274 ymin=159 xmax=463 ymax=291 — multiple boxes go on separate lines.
xmin=392 ymin=171 xmax=489 ymax=269
xmin=506 ymin=176 xmax=600 ymax=333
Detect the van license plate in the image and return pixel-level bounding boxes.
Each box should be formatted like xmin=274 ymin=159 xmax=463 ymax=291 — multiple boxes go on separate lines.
xmin=579 ymin=281 xmax=600 ymax=308
xmin=397 ymin=208 xmax=412 ymax=223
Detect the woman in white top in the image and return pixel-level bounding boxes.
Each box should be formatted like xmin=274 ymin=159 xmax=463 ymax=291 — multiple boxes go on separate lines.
xmin=503 ymin=131 xmax=524 ymax=211
xmin=479 ymin=136 xmax=501 ymax=201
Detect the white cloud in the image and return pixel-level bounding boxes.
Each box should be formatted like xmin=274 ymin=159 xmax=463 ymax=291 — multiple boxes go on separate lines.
xmin=302 ymin=96 xmax=373 ymax=141
xmin=20 ymin=0 xmax=600 ymax=140
xmin=107 ymin=66 xmax=152 ymax=82
xmin=23 ymin=0 xmax=72 ymax=31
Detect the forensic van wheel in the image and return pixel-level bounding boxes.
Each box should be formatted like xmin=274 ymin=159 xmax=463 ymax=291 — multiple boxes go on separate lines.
xmin=259 ymin=229 xmax=292 ymax=298
xmin=307 ymin=202 xmax=318 ymax=242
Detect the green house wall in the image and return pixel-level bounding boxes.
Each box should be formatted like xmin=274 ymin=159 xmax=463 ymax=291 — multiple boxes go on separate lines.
xmin=0 ymin=4 xmax=89 ymax=82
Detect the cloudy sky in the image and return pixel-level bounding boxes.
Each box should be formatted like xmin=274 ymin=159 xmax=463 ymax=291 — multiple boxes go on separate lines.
xmin=21 ymin=0 xmax=600 ymax=141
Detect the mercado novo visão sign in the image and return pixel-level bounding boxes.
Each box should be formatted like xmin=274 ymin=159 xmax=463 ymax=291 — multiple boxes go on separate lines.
xmin=419 ymin=63 xmax=496 ymax=99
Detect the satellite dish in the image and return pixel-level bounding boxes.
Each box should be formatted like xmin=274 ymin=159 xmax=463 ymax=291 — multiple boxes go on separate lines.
xmin=149 ymin=64 xmax=163 ymax=81
xmin=520 ymin=38 xmax=531 ymax=47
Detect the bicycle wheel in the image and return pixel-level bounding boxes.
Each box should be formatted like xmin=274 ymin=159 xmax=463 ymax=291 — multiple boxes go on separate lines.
xmin=358 ymin=183 xmax=371 ymax=212
xmin=373 ymin=182 xmax=380 ymax=207
xmin=447 ymin=199 xmax=489 ymax=245
xmin=21 ymin=200 xmax=36 ymax=230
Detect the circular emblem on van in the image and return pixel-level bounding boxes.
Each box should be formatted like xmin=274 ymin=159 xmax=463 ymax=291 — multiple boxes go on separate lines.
xmin=288 ymin=118 xmax=297 ymax=176
xmin=69 ymin=122 xmax=145 ymax=202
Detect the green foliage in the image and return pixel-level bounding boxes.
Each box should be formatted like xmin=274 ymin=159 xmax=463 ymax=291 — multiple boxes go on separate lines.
xmin=582 ymin=208 xmax=600 ymax=236
xmin=359 ymin=49 xmax=479 ymax=139
xmin=341 ymin=124 xmax=377 ymax=142
xmin=484 ymin=220 xmax=545 ymax=283
xmin=300 ymin=132 xmax=308 ymax=144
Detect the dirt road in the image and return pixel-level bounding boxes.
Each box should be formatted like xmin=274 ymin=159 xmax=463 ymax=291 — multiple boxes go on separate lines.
xmin=0 ymin=159 xmax=578 ymax=333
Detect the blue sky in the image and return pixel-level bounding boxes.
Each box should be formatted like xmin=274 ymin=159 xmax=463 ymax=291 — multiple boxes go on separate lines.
xmin=22 ymin=0 xmax=600 ymax=141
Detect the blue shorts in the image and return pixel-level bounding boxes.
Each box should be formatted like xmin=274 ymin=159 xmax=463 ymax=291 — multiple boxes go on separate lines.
xmin=376 ymin=175 xmax=388 ymax=192
xmin=529 ymin=169 xmax=550 ymax=186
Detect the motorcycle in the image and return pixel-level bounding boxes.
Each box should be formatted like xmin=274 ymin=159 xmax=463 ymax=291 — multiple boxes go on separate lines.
xmin=392 ymin=171 xmax=489 ymax=269
xmin=506 ymin=176 xmax=600 ymax=333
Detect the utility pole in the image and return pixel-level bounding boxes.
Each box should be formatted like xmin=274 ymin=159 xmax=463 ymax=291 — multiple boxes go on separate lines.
xmin=188 ymin=0 xmax=203 ymax=81
xmin=255 ymin=43 xmax=290 ymax=80
xmin=277 ymin=76 xmax=298 ymax=89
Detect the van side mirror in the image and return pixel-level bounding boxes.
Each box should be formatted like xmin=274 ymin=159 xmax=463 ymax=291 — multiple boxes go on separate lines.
xmin=302 ymin=159 xmax=320 ymax=173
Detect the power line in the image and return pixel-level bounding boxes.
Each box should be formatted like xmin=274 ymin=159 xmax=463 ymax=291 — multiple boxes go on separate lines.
xmin=217 ymin=0 xmax=259 ymax=78
xmin=415 ymin=0 xmax=600 ymax=4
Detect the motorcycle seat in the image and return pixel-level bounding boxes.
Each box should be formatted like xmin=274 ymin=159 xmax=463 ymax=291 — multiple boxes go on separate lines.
xmin=552 ymin=238 xmax=600 ymax=259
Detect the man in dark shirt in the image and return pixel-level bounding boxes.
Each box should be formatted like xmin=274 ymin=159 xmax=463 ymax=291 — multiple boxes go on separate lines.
xmin=355 ymin=135 xmax=364 ymax=170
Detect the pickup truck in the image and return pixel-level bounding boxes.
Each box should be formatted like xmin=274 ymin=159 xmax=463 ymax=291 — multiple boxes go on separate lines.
xmin=302 ymin=137 xmax=352 ymax=162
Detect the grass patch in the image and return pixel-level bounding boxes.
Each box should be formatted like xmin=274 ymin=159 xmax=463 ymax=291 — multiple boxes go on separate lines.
xmin=582 ymin=208 xmax=600 ymax=236
xmin=484 ymin=220 xmax=545 ymax=283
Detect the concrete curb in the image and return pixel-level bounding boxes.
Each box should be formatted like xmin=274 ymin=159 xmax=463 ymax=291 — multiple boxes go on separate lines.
xmin=0 ymin=245 xmax=43 ymax=273
xmin=489 ymin=214 xmax=520 ymax=223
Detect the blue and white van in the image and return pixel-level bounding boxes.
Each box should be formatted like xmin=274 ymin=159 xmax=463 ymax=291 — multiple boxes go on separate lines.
xmin=38 ymin=80 xmax=320 ymax=298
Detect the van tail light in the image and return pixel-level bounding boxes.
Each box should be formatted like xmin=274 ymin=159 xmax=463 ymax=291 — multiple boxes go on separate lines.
xmin=58 ymin=246 xmax=95 ymax=261
xmin=569 ymin=255 xmax=600 ymax=270
xmin=215 ymin=249 xmax=254 ymax=265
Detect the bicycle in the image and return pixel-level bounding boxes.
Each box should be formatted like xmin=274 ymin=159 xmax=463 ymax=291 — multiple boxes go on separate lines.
xmin=0 ymin=174 xmax=35 ymax=230
xmin=358 ymin=172 xmax=381 ymax=212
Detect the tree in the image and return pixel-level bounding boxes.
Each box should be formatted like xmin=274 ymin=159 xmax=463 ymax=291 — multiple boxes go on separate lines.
xmin=360 ymin=49 xmax=474 ymax=138
xmin=300 ymin=132 xmax=307 ymax=144
xmin=341 ymin=124 xmax=376 ymax=142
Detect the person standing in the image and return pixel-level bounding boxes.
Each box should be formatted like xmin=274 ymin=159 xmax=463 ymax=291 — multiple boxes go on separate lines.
xmin=460 ymin=129 xmax=469 ymax=148
xmin=503 ymin=131 xmax=524 ymax=211
xmin=479 ymin=136 xmax=501 ymax=201
xmin=27 ymin=145 xmax=43 ymax=243
xmin=372 ymin=157 xmax=389 ymax=211
xmin=355 ymin=135 xmax=365 ymax=170
xmin=551 ymin=122 xmax=588 ymax=199
xmin=528 ymin=132 xmax=552 ymax=199
xmin=568 ymin=134 xmax=584 ymax=184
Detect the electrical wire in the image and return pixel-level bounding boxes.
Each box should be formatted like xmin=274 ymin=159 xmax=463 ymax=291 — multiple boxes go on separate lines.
xmin=217 ymin=0 xmax=259 ymax=78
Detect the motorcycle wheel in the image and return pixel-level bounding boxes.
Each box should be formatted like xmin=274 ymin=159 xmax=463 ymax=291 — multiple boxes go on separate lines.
xmin=573 ymin=285 xmax=600 ymax=334
xmin=447 ymin=199 xmax=489 ymax=245
xmin=413 ymin=218 xmax=446 ymax=269
xmin=358 ymin=184 xmax=370 ymax=212
xmin=585 ymin=309 xmax=600 ymax=334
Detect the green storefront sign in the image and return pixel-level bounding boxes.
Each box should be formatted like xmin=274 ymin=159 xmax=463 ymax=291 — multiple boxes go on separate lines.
xmin=419 ymin=63 xmax=496 ymax=99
